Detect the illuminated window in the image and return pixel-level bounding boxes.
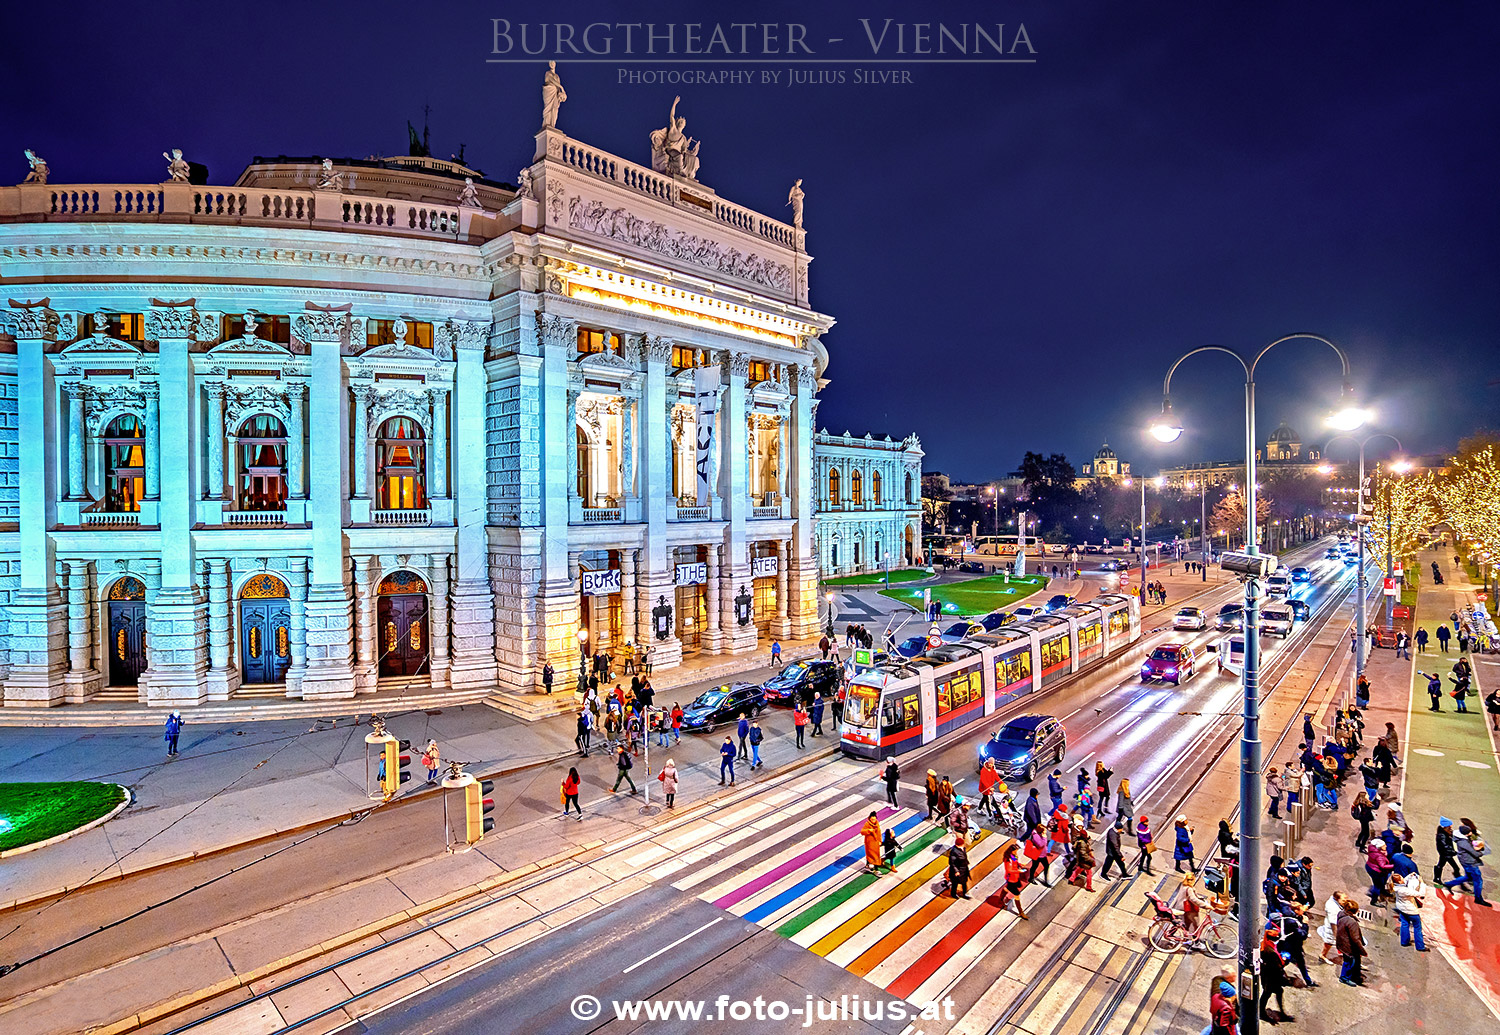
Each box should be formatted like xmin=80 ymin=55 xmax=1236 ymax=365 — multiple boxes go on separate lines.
xmin=235 ymin=415 xmax=287 ymax=511
xmin=828 ymin=468 xmax=841 ymax=506
xmin=222 ymin=314 xmax=291 ymax=343
xmin=1079 ymin=621 xmax=1103 ymax=651
xmin=576 ymin=328 xmax=609 ymax=355
xmin=872 ymin=470 xmax=882 ymax=504
xmin=852 ymin=470 xmax=863 ymax=506
xmin=747 ymin=360 xmax=769 ymax=384
xmin=671 ymin=345 xmax=698 ymax=370
xmin=367 ymin=319 xmax=434 ymax=349
xmin=101 ymin=414 xmax=145 ymax=513
xmin=84 ymin=312 xmax=145 ymax=342
xmin=375 ymin=417 xmax=427 ymax=509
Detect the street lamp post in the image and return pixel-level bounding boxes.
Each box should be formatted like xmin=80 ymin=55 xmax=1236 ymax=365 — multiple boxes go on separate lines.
xmin=1325 ymin=433 xmax=1402 ymax=666
xmin=1190 ymin=480 xmax=1208 ymax=580
xmin=1149 ymin=334 xmax=1363 ymax=1035
xmin=1124 ymin=476 xmax=1162 ymax=601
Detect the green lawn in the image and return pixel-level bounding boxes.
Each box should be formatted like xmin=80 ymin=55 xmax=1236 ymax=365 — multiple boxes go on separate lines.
xmin=0 ymin=781 xmax=127 ymax=852
xmin=824 ymin=568 xmax=930 ymax=587
xmin=878 ymin=573 xmax=1049 ymax=616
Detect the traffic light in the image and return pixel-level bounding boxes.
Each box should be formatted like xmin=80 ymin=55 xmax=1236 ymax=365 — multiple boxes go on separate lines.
xmin=1357 ymin=477 xmax=1374 ymax=523
xmin=465 ymin=779 xmax=495 ymax=843
xmin=382 ymin=738 xmax=412 ymax=797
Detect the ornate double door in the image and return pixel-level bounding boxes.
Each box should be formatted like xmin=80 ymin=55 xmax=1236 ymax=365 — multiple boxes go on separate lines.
xmin=108 ymin=601 xmax=148 ymax=687
xmin=240 ymin=598 xmax=292 ymax=685
xmin=378 ymin=593 xmax=429 ymax=677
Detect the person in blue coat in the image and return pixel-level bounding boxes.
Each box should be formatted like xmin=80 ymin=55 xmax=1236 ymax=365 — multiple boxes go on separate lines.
xmin=1048 ymin=769 xmax=1064 ymax=811
xmin=736 ymin=713 xmax=751 ymax=760
xmin=810 ymin=693 xmax=826 ymax=736
xmin=164 ymin=711 xmax=183 ymax=757
xmin=1173 ymin=816 xmax=1197 ymax=873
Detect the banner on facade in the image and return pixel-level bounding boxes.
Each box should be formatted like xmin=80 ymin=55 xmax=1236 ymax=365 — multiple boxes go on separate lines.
xmin=751 ymin=556 xmax=778 ymax=579
xmin=581 ymin=568 xmax=621 ymax=597
xmin=675 ymin=561 xmax=707 ymax=586
xmin=693 ymin=361 xmax=721 ymax=506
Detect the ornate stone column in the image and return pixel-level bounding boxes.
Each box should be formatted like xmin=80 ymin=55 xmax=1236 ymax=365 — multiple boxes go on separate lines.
xmin=787 ymin=363 xmax=820 ymax=639
xmin=286 ymin=556 xmax=309 ymax=697
xmin=224 ymin=434 xmax=239 ymax=508
xmin=430 ymin=388 xmax=449 ymax=499
xmin=621 ymin=398 xmax=635 ymax=499
xmin=65 ymin=387 xmax=86 ymax=500
xmin=204 ymin=557 xmax=239 ymax=701
xmin=286 ymin=382 xmax=306 ymax=499
xmin=61 ymin=560 xmax=102 ymax=703
xmin=205 ymin=384 xmax=226 ymax=499
xmin=446 ymin=318 xmax=497 ymax=692
xmin=704 ymin=545 xmax=724 ymax=652
xmin=773 ymin=539 xmax=792 ymax=639
xmin=565 ymin=389 xmax=579 ymax=501
xmin=620 ymin=549 xmax=638 ymax=650
xmin=430 ymin=554 xmax=451 ymax=688
xmin=143 ymin=385 xmax=160 ymax=500
xmin=350 ymin=385 xmax=372 ymax=500
xmin=353 ymin=556 xmax=379 ymax=692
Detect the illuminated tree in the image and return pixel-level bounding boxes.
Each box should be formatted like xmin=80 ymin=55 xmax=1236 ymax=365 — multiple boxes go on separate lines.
xmin=1434 ymin=443 xmax=1500 ymax=587
xmin=1366 ymin=467 xmax=1438 ymax=571
xmin=1209 ymin=488 xmax=1276 ymax=550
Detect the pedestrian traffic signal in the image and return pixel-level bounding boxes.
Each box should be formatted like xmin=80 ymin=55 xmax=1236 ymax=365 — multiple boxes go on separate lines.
xmin=382 ymin=737 xmax=412 ymax=797
xmin=465 ymin=778 xmax=495 ymax=843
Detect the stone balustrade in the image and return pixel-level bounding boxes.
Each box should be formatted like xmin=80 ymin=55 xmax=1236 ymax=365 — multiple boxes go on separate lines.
xmin=372 ymin=507 xmax=432 ymax=526
xmin=224 ymin=510 xmax=287 ymax=527
xmin=83 ymin=510 xmax=140 ymax=528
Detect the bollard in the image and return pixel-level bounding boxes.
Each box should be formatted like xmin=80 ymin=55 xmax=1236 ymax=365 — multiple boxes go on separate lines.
xmin=1290 ymin=799 xmax=1306 ymax=840
xmin=1282 ymin=819 xmax=1298 ymax=852
xmin=1272 ymin=839 xmax=1287 ymax=861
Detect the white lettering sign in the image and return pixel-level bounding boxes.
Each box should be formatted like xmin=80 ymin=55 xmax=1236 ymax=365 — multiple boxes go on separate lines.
xmin=675 ymin=561 xmax=707 ymax=586
xmin=752 ymin=556 xmax=779 ymax=578
xmin=693 ymin=362 xmax=721 ymax=505
xmin=581 ymin=568 xmax=621 ymax=597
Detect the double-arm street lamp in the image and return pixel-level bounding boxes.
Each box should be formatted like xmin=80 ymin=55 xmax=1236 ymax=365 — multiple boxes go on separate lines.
xmin=1325 ymin=433 xmax=1406 ymax=653
xmin=1147 ymin=333 xmax=1364 ymax=1035
xmin=1122 ymin=475 xmax=1164 ymax=600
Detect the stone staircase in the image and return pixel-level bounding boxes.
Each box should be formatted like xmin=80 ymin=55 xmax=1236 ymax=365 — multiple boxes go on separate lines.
xmin=0 ymin=687 xmax=494 ymax=727
xmin=484 ymin=690 xmax=579 ymax=722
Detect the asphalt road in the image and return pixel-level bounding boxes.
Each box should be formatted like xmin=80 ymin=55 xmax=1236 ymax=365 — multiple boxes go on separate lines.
xmin=318 ymin=541 xmax=1365 ymax=1034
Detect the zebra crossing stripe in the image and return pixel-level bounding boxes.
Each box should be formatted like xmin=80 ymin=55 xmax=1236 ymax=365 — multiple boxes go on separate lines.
xmin=742 ymin=814 xmax=928 ymax=924
xmin=711 ymin=806 xmax=898 ymax=911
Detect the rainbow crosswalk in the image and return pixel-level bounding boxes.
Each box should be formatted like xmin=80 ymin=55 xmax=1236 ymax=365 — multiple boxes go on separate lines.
xmin=668 ymin=792 xmax=1044 ymax=1006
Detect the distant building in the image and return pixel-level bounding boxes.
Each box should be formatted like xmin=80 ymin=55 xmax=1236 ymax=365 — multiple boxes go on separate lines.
xmin=814 ymin=431 xmax=923 ymax=574
xmin=1077 ymin=443 xmax=1132 ymax=488
xmin=1161 ymin=421 xmax=1335 ymax=489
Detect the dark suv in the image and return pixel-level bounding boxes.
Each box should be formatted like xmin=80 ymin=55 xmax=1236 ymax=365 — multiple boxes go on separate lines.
xmin=679 ymin=682 xmax=766 ymax=733
xmin=758 ymin=659 xmax=841 ymax=703
xmin=979 ymin=713 xmax=1067 ymax=782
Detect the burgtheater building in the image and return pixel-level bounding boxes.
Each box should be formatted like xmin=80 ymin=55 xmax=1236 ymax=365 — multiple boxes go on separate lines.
xmin=0 ymin=80 xmax=833 ymax=708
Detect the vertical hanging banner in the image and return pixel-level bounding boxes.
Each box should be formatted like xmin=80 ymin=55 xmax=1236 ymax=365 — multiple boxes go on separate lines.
xmin=693 ymin=360 xmax=721 ymax=505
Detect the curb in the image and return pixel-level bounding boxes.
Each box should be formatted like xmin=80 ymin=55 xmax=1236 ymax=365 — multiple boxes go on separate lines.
xmin=78 ymin=742 xmax=843 ymax=1035
xmin=0 ymin=751 xmax=574 ymax=914
xmin=0 ymin=785 xmax=132 ymax=861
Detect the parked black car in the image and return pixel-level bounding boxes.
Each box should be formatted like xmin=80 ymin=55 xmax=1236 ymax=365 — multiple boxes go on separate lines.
xmin=958 ymin=561 xmax=987 ymax=574
xmin=679 ymin=681 xmax=766 ymax=733
xmin=758 ymin=659 xmax=841 ymax=703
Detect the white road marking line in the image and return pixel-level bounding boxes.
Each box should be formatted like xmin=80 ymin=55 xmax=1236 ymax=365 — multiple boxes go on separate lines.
xmin=623 ymin=916 xmax=723 ymax=973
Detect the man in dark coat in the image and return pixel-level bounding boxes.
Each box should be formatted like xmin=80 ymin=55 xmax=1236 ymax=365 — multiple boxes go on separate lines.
xmin=947 ymin=843 xmax=971 ymax=898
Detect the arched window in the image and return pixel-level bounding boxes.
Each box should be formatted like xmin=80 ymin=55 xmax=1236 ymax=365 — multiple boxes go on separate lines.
xmin=872 ymin=469 xmax=882 ymax=504
xmin=828 ymin=467 xmax=841 ymax=506
xmin=852 ymin=469 xmax=863 ymax=506
xmin=906 ymin=472 xmax=914 ymax=504
xmin=102 ymin=414 xmax=144 ymax=512
xmin=236 ymin=415 xmax=287 ymax=510
xmin=576 ymin=425 xmax=591 ymax=500
xmin=376 ymin=417 xmax=427 ymax=509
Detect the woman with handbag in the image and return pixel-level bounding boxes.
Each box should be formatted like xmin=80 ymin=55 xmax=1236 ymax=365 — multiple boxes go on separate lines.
xmin=561 ymin=766 xmax=582 ymax=817
xmin=1024 ymin=825 xmax=1052 ymax=886
xmin=1136 ymin=815 xmax=1157 ymax=875
xmin=657 ymin=759 xmax=679 ymax=808
xmin=422 ymin=740 xmax=441 ymax=784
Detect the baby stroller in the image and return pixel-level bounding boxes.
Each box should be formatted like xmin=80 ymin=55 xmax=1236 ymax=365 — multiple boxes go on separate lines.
xmin=992 ymin=792 xmax=1026 ymax=837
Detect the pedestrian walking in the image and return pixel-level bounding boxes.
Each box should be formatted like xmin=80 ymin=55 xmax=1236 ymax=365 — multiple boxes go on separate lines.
xmin=1365 ymin=840 xmax=1394 ymax=904
xmin=1115 ymin=777 xmax=1134 ymax=823
xmin=1266 ymin=766 xmax=1284 ymax=819
xmin=794 ymin=704 xmax=808 ymax=748
xmin=937 ymin=775 xmax=955 ymax=819
xmin=1437 ymin=624 xmax=1451 ymax=652
xmin=925 ymin=769 xmax=940 ymax=820
xmin=855 ymin=811 xmax=882 ymax=872
xmin=1335 ymin=895 xmax=1368 ymax=986
xmin=1259 ymin=922 xmax=1293 ymax=1024
xmin=1173 ymin=816 xmax=1197 ymax=873
xmin=748 ymin=721 xmax=764 ymax=769
xmin=1396 ymin=630 xmax=1410 ymax=659
xmin=1352 ymin=793 xmax=1376 ymax=850
xmin=1024 ymin=824 xmax=1052 ymax=885
xmin=575 ymin=708 xmax=593 ymax=756
xmin=882 ymin=828 xmax=899 ymax=871
xmin=947 ymin=842 xmax=972 ymax=898
xmin=770 ymin=638 xmax=782 ymax=667
xmin=1393 ymin=870 xmax=1429 ymax=951
xmin=1435 ymin=818 xmax=1464 ymax=882
xmin=611 ymin=744 xmax=637 ymax=794
xmin=422 ymin=739 xmax=441 ymax=783
xmin=998 ymin=843 xmax=1032 ymax=918
xmin=1095 ymin=761 xmax=1114 ymax=816
xmin=1024 ymin=787 xmax=1043 ymax=833
xmin=658 ymin=759 xmax=679 ymax=808
xmin=819 ymin=634 xmax=831 ymax=660
xmin=561 ymin=766 xmax=582 ymax=817
xmin=671 ymin=702 xmax=683 ymax=744
xmin=737 ymin=712 xmax=750 ymax=760
xmin=810 ymin=693 xmax=825 ymax=737
xmin=1137 ymin=815 xmax=1157 ymax=875
xmin=1047 ymin=768 xmax=1065 ymax=812
xmin=1209 ymin=975 xmax=1239 ymax=1035
xmin=832 ymin=682 xmax=846 ymax=727
xmin=883 ymin=756 xmax=901 ymax=808
xmin=1487 ymin=688 xmax=1500 ymax=731
xmin=1278 ymin=904 xmax=1317 ymax=986
xmin=978 ymin=759 xmax=1004 ymax=819
xmin=1315 ymin=893 xmax=1341 ymax=964
xmin=1443 ymin=828 xmax=1492 ymax=905
xmin=164 ymin=710 xmax=183 ymax=756
xmin=1100 ymin=817 xmax=1129 ymax=880
xmin=719 ymin=736 xmax=736 ymax=786
xmin=1416 ymin=626 xmax=1429 ymax=653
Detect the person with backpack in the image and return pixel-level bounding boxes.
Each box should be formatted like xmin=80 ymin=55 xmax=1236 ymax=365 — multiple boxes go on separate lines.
xmin=748 ymin=721 xmax=764 ymax=770
xmin=612 ymin=744 xmax=637 ymax=794
xmin=575 ymin=708 xmax=592 ymax=756
xmin=883 ymin=756 xmax=901 ymax=808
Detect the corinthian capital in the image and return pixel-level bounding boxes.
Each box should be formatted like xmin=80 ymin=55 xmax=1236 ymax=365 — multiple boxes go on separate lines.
xmin=4 ymin=300 xmax=75 ymax=343
xmin=643 ymin=334 xmax=674 ymax=364
xmin=292 ymin=310 xmax=354 ymax=347
xmin=438 ymin=318 xmax=490 ymax=357
xmin=723 ymin=350 xmax=752 ymax=379
xmin=535 ymin=312 xmax=577 ymax=350
xmin=146 ymin=305 xmax=212 ymax=342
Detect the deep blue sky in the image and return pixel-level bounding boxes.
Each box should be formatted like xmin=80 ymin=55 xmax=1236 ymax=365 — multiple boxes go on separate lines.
xmin=5 ymin=2 xmax=1497 ymax=479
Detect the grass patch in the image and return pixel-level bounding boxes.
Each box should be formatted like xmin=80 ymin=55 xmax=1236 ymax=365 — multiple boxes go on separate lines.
xmin=0 ymin=781 xmax=126 ymax=852
xmin=824 ymin=569 xmax=930 ymax=587
xmin=878 ymin=573 xmax=1049 ymax=616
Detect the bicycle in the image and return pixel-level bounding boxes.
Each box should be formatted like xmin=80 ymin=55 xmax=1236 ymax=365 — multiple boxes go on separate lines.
xmin=1144 ymin=891 xmax=1236 ymax=958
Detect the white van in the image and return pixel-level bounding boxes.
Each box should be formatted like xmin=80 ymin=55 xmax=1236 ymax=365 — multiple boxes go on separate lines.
xmin=1260 ymin=605 xmax=1293 ymax=637
xmin=1213 ymin=635 xmax=1247 ymax=675
xmin=1267 ymin=573 xmax=1291 ymax=596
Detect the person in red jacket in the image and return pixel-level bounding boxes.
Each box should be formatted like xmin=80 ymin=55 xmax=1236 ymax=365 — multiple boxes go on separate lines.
xmin=560 ymin=766 xmax=581 ymax=817
xmin=1209 ymin=974 xmax=1239 ymax=1034
xmin=998 ymin=843 xmax=1031 ymax=919
xmin=793 ymin=704 xmax=808 ymax=748
xmin=978 ymin=759 xmax=1005 ymax=819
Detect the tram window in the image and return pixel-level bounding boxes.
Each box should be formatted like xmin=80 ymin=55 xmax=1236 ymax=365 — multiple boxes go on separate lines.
xmin=1041 ymin=636 xmax=1072 ymax=669
xmin=936 ymin=679 xmax=952 ymax=716
xmin=903 ymin=696 xmax=918 ymax=728
xmin=1079 ymin=622 xmax=1102 ymax=650
xmin=1109 ymin=610 xmax=1129 ymax=636
xmin=882 ymin=694 xmax=919 ymax=732
xmin=995 ymin=650 xmax=1032 ymax=687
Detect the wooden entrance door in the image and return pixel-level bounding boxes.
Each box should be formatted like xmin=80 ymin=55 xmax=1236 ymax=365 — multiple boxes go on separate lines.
xmin=240 ymin=598 xmax=291 ymax=685
xmin=377 ymin=593 xmax=429 ymax=677
xmin=108 ymin=601 xmax=148 ymax=686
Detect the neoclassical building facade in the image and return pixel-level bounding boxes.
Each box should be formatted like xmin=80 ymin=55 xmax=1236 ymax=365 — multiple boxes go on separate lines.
xmin=0 ymin=93 xmax=831 ymax=707
xmin=812 ymin=430 xmax=924 ymax=576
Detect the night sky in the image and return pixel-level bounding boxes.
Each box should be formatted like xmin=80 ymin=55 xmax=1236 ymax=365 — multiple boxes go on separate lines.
xmin=5 ymin=2 xmax=1497 ymax=479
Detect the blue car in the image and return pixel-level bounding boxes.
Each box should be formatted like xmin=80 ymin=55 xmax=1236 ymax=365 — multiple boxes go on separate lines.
xmin=979 ymin=610 xmax=1011 ymax=632
xmin=678 ymin=681 xmax=766 ymax=733
xmin=893 ymin=635 xmax=928 ymax=658
xmin=1290 ymin=566 xmax=1312 ymax=583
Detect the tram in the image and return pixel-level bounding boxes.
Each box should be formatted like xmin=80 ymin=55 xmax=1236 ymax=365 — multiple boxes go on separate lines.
xmin=840 ymin=594 xmax=1140 ymax=760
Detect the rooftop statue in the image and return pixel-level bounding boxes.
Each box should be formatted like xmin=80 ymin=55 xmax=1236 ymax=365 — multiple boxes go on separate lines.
xmin=163 ymin=148 xmax=191 ymax=182
xmin=516 ymin=166 xmax=535 ymax=199
xmin=649 ymin=96 xmax=701 ymax=180
xmin=787 ymin=178 xmax=804 ymax=229
xmin=315 ymin=158 xmax=345 ymax=191
xmin=457 ymin=177 xmax=481 ymax=208
xmin=541 ymin=60 xmax=567 ymax=129
xmin=22 ymin=149 xmax=48 ymax=185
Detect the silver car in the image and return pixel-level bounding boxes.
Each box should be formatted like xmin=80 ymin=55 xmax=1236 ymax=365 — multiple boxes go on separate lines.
xmin=1173 ymin=606 xmax=1207 ymax=631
